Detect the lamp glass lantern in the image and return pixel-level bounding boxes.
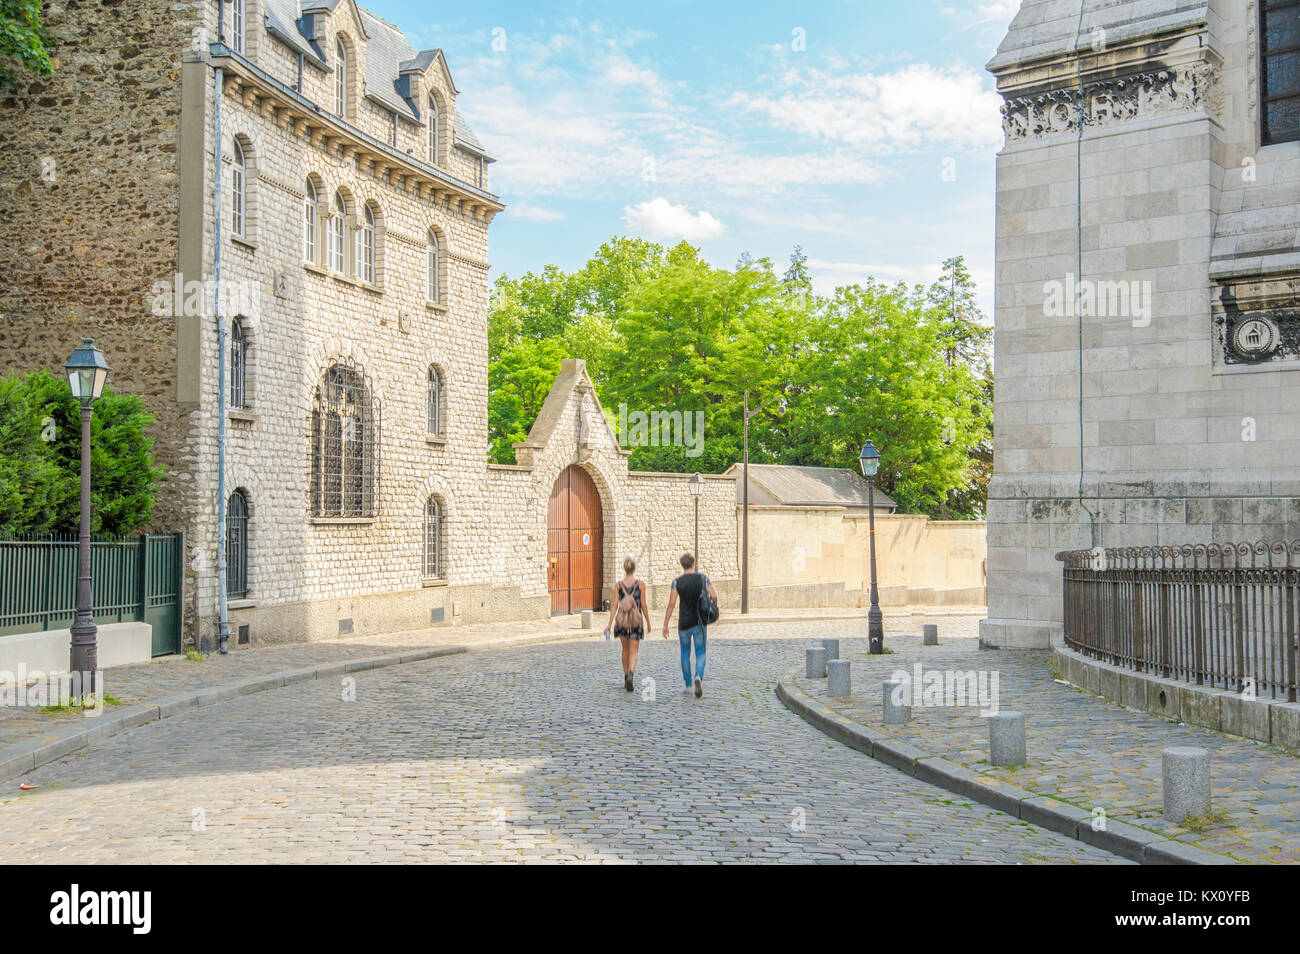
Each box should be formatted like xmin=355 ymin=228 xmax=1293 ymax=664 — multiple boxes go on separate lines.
xmin=688 ymin=472 xmax=704 ymax=496
xmin=858 ymin=440 xmax=880 ymax=478
xmin=64 ymin=338 xmax=111 ymax=405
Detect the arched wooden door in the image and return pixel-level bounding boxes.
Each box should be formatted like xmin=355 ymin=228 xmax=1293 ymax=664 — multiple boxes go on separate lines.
xmin=547 ymin=465 xmax=603 ymax=615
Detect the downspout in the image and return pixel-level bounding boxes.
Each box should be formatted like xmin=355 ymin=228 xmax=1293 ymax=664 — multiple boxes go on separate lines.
xmin=212 ymin=0 xmax=231 ymax=653
xmin=1072 ymin=0 xmax=1098 ymax=549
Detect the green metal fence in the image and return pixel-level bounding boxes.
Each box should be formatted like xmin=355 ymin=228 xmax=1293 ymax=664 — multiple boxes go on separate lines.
xmin=0 ymin=533 xmax=184 ymax=656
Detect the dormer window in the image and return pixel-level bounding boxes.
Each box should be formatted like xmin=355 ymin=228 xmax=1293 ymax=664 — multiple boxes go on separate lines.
xmin=334 ymin=38 xmax=347 ymax=117
xmin=230 ymin=0 xmax=245 ymax=54
xmin=427 ymin=96 xmax=439 ymax=164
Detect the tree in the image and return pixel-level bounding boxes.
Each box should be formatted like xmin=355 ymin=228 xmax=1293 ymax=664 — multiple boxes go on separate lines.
xmin=0 ymin=369 xmax=164 ymax=536
xmin=486 ymin=337 xmax=566 ymax=464
xmin=0 ymin=0 xmax=53 ymax=91
xmin=927 ymin=255 xmax=992 ymax=373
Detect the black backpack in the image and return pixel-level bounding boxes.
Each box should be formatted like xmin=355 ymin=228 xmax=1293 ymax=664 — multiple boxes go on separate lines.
xmin=696 ymin=575 xmax=719 ymax=625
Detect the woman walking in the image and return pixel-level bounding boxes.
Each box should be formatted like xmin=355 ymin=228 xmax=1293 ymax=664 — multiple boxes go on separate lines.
xmin=604 ymin=558 xmax=649 ymax=692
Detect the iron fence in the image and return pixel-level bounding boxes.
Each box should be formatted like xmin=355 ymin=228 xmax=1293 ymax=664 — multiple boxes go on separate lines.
xmin=0 ymin=532 xmax=183 ymax=656
xmin=1057 ymin=542 xmax=1300 ymax=702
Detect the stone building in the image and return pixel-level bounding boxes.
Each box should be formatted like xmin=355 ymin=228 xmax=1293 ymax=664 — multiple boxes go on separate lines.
xmin=0 ymin=0 xmax=737 ymax=649
xmin=981 ymin=0 xmax=1300 ymax=648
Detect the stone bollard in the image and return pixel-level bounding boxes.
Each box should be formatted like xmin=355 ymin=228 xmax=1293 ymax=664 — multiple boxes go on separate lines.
xmin=989 ymin=711 xmax=1026 ymax=766
xmin=827 ymin=659 xmax=851 ymax=697
xmin=1162 ymin=746 xmax=1211 ymax=824
xmin=806 ymin=646 xmax=828 ymax=678
xmin=581 ymin=610 xmax=594 ymax=629
xmin=822 ymin=638 xmax=840 ymax=662
xmin=922 ymin=624 xmax=938 ymax=646
xmin=882 ymin=679 xmax=911 ymax=725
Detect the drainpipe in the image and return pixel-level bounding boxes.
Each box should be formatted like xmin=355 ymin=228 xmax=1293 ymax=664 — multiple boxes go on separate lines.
xmin=212 ymin=32 xmax=232 ymax=653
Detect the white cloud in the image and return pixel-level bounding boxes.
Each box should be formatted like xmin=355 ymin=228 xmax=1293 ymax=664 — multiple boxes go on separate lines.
xmin=623 ymin=197 xmax=726 ymax=242
xmin=733 ymin=63 xmax=1003 ymax=151
xmin=979 ymin=0 xmax=1021 ymax=20
xmin=506 ymin=202 xmax=566 ymax=222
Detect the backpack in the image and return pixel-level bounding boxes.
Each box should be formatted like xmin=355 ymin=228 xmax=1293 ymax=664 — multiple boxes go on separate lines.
xmin=696 ymin=577 xmax=720 ymax=625
xmin=614 ymin=582 xmax=643 ymax=631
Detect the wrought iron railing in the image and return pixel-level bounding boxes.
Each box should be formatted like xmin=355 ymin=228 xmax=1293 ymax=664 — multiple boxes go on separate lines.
xmin=1057 ymin=542 xmax=1300 ymax=702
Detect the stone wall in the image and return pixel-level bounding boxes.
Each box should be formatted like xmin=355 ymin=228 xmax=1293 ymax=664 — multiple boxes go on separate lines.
xmin=982 ymin=0 xmax=1300 ymax=648
xmin=744 ymin=506 xmax=987 ymax=607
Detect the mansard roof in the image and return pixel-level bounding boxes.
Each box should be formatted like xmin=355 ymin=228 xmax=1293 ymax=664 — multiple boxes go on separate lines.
xmin=987 ymin=0 xmax=1211 ymax=74
xmin=262 ymin=0 xmax=493 ymax=159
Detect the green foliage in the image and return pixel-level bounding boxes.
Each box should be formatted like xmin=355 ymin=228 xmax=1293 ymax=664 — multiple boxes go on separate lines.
xmin=0 ymin=369 xmax=164 ymax=536
xmin=487 ymin=237 xmax=996 ymax=518
xmin=0 ymin=0 xmax=53 ymax=91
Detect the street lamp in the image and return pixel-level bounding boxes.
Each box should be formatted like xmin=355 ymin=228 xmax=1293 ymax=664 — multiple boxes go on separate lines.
xmin=64 ymin=338 xmax=111 ymax=685
xmin=859 ymin=439 xmax=884 ymax=654
xmin=688 ymin=472 xmax=704 ymax=564
xmin=741 ymin=389 xmax=786 ymax=614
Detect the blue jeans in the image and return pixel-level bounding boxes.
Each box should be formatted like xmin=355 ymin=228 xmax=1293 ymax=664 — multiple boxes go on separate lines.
xmin=678 ymin=625 xmax=706 ymax=685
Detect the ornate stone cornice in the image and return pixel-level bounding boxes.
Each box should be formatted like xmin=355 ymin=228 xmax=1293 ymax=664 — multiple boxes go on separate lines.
xmin=1000 ymin=61 xmax=1220 ymax=143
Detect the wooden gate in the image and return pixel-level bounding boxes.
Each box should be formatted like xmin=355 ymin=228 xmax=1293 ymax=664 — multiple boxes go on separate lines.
xmin=547 ymin=465 xmax=603 ymax=615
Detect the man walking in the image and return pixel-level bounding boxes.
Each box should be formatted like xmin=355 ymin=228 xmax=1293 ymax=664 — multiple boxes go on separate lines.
xmin=661 ymin=552 xmax=717 ymax=698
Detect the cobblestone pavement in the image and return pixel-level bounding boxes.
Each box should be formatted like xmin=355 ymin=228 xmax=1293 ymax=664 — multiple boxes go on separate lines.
xmin=792 ymin=633 xmax=1300 ymax=864
xmin=0 ymin=607 xmax=980 ymax=751
xmin=0 ymin=619 xmax=1125 ymax=863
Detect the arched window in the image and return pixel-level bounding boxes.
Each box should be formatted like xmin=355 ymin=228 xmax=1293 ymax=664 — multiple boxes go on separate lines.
xmin=426 ymin=366 xmax=443 ymax=437
xmin=230 ymin=319 xmax=247 ymax=409
xmin=227 ymin=490 xmax=249 ymax=597
xmin=356 ymin=203 xmax=374 ymax=284
xmin=230 ymin=139 xmax=246 ymax=238
xmin=427 ymin=96 xmax=439 ymax=164
xmin=334 ymin=38 xmax=347 ymax=117
xmin=328 ymin=192 xmax=345 ymax=272
xmin=304 ymin=178 xmax=318 ymax=264
xmin=423 ymin=495 xmax=445 ymax=579
xmin=426 ymin=228 xmax=440 ymax=302
xmin=1261 ymin=0 xmax=1300 ymax=145
xmin=230 ymin=0 xmax=245 ymax=53
xmin=310 ymin=360 xmax=379 ymax=517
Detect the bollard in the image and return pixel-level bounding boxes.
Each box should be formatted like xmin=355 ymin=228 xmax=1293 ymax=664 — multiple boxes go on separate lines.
xmin=922 ymin=624 xmax=938 ymax=646
xmin=581 ymin=610 xmax=594 ymax=629
xmin=822 ymin=638 xmax=840 ymax=662
xmin=1162 ymin=746 xmax=1211 ymax=824
xmin=989 ymin=711 xmax=1026 ymax=766
xmin=805 ymin=646 xmax=828 ymax=678
xmin=827 ymin=659 xmax=851 ymax=697
xmin=882 ymin=679 xmax=911 ymax=725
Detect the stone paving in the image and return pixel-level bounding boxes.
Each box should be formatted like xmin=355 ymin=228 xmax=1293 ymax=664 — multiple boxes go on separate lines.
xmin=791 ymin=630 xmax=1300 ymax=864
xmin=0 ymin=615 xmax=1125 ymax=863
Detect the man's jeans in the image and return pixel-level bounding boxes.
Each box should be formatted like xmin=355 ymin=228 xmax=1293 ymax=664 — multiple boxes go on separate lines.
xmin=678 ymin=625 xmax=706 ymax=685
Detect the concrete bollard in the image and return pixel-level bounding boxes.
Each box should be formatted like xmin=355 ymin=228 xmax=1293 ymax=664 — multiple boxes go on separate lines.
xmin=1162 ymin=746 xmax=1211 ymax=824
xmin=822 ymin=638 xmax=840 ymax=662
xmin=882 ymin=679 xmax=911 ymax=725
xmin=581 ymin=610 xmax=594 ymax=629
xmin=922 ymin=624 xmax=938 ymax=646
xmin=989 ymin=711 xmax=1026 ymax=766
xmin=827 ymin=659 xmax=851 ymax=697
xmin=806 ymin=646 xmax=828 ymax=678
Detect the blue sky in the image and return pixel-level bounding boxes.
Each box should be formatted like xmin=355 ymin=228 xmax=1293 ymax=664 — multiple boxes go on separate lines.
xmin=364 ymin=0 xmax=1021 ymax=315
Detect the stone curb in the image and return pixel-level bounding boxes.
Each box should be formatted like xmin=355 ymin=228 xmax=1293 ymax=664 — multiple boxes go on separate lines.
xmin=775 ymin=674 xmax=1234 ymax=866
xmin=0 ymin=628 xmax=597 ymax=785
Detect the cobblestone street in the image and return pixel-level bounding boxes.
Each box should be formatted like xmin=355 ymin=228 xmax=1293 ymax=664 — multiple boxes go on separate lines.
xmin=0 ymin=622 xmax=1125 ymax=863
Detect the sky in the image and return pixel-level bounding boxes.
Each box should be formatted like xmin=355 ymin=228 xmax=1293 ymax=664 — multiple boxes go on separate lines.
xmin=362 ymin=0 xmax=1022 ymax=316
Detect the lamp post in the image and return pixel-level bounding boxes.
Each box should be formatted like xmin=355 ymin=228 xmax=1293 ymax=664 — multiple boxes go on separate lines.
xmin=64 ymin=338 xmax=111 ymax=685
xmin=741 ymin=389 xmax=786 ymax=614
xmin=859 ymin=439 xmax=884 ymax=654
xmin=688 ymin=471 xmax=704 ymax=564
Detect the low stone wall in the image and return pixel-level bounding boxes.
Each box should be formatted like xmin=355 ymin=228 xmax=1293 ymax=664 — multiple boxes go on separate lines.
xmin=1051 ymin=635 xmax=1300 ymax=753
xmin=0 ymin=622 xmax=154 ymax=672
xmin=744 ymin=507 xmax=987 ymax=608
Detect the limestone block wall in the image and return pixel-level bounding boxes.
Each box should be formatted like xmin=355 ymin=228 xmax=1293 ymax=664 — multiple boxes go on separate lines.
xmin=744 ymin=507 xmax=987 ymax=607
xmin=982 ymin=0 xmax=1300 ymax=648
